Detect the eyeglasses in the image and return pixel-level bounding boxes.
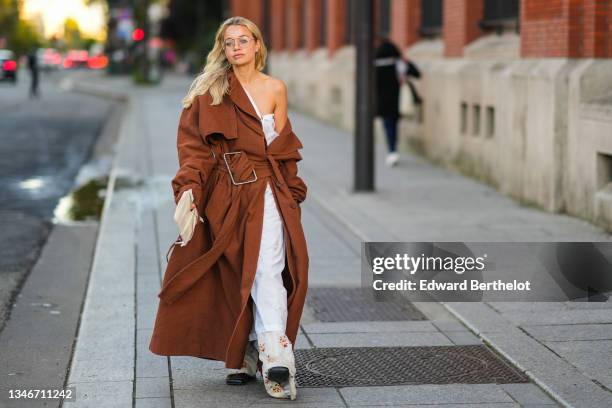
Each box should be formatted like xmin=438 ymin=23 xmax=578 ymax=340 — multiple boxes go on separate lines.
xmin=223 ymin=35 xmax=255 ymax=50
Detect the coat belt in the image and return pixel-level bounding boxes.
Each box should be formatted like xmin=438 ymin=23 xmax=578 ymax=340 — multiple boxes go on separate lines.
xmin=213 ymin=155 xmax=286 ymax=188
xmin=158 ymin=153 xmax=285 ymax=305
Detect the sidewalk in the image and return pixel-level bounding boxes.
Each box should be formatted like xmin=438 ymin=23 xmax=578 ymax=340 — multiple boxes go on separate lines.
xmin=64 ymin=71 xmax=611 ymax=407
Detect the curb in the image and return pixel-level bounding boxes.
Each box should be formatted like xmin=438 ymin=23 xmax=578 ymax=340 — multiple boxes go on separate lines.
xmin=60 ymin=76 xmax=129 ymax=103
xmin=439 ymin=302 xmax=573 ymax=408
xmin=65 ymin=78 xmax=131 ymax=253
xmin=62 ymin=78 xmax=135 ymax=407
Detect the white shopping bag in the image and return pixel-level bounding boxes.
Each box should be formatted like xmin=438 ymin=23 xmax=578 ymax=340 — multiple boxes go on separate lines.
xmin=399 ymin=81 xmax=415 ymax=117
xmin=173 ymin=188 xmax=204 ymax=247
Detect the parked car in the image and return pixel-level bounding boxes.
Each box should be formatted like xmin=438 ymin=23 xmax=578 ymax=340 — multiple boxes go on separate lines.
xmin=63 ymin=50 xmax=89 ymax=69
xmin=87 ymin=53 xmax=108 ymax=70
xmin=0 ymin=49 xmax=18 ymax=83
xmin=37 ymin=48 xmax=62 ymax=71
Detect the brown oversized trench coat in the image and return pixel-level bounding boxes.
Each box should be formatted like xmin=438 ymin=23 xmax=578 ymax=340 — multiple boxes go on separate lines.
xmin=148 ymin=69 xmax=309 ymax=369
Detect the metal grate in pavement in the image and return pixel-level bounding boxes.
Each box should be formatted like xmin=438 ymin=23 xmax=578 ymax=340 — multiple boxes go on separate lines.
xmin=295 ymin=345 xmax=530 ymax=387
xmin=306 ymin=287 xmax=427 ymax=321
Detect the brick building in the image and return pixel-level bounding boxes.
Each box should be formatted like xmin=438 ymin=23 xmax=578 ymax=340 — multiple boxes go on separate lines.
xmin=226 ymin=0 xmax=612 ymax=232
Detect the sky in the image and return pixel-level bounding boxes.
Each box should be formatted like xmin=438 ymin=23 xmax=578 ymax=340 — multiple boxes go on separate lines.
xmin=22 ymin=0 xmax=106 ymax=40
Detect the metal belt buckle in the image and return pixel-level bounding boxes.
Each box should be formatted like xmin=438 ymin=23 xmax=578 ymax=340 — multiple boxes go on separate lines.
xmin=223 ymin=151 xmax=257 ymax=185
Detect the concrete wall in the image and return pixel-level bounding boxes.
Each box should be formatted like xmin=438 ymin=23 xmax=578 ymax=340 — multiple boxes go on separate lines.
xmin=270 ymin=46 xmax=355 ymax=131
xmin=567 ymin=60 xmax=612 ymax=230
xmin=268 ymin=33 xmax=612 ymax=232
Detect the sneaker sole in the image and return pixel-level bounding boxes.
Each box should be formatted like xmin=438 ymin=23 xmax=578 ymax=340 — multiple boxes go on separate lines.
xmin=226 ymin=373 xmax=256 ymax=385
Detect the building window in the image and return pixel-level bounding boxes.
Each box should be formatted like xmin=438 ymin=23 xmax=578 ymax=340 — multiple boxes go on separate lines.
xmin=300 ymin=0 xmax=306 ymax=48
xmin=486 ymin=106 xmax=495 ymax=138
xmin=345 ymin=0 xmax=354 ymax=44
xmin=460 ymin=102 xmax=468 ymax=134
xmin=472 ymin=104 xmax=481 ymax=136
xmin=597 ymin=152 xmax=612 ymax=190
xmin=262 ymin=0 xmax=270 ymax=46
xmin=285 ymin=5 xmax=291 ymax=48
xmin=320 ymin=0 xmax=327 ymax=46
xmin=378 ymin=0 xmax=391 ymax=36
xmin=420 ymin=0 xmax=442 ymax=37
xmin=480 ymin=0 xmax=520 ymax=34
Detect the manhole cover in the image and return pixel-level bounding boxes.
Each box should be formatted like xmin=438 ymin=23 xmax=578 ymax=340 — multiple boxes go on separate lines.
xmin=307 ymin=287 xmax=426 ymax=321
xmin=295 ymin=345 xmax=529 ymax=387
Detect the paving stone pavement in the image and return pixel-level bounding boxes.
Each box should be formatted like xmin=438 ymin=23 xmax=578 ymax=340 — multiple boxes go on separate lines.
xmin=62 ymin=71 xmax=612 ymax=407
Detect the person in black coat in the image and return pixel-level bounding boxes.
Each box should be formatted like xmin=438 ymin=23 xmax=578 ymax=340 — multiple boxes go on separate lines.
xmin=27 ymin=48 xmax=40 ymax=99
xmin=374 ymin=36 xmax=420 ymax=166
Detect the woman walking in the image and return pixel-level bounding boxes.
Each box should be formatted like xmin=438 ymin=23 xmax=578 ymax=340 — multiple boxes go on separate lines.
xmin=374 ymin=36 xmax=415 ymax=167
xmin=149 ymin=16 xmax=309 ymax=401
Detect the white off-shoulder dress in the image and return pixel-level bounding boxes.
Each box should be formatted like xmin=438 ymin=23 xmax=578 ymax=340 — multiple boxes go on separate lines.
xmin=243 ymin=88 xmax=288 ymax=341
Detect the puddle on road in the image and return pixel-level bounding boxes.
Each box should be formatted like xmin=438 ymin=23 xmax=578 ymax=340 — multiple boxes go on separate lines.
xmin=54 ymin=176 xmax=108 ymax=223
xmin=19 ymin=177 xmax=45 ymax=190
xmin=53 ymin=157 xmax=174 ymax=224
xmin=53 ymin=171 xmax=150 ymax=223
xmin=53 ymin=155 xmax=116 ymax=223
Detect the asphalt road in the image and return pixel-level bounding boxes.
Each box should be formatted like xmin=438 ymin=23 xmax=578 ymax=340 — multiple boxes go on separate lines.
xmin=0 ymin=68 xmax=113 ymax=331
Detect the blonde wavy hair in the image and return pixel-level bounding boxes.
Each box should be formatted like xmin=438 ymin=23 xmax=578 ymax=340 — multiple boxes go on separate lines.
xmin=181 ymin=16 xmax=268 ymax=109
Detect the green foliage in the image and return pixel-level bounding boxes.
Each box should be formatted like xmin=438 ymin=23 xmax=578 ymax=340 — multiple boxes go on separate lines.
xmin=11 ymin=18 xmax=41 ymax=55
xmin=160 ymin=0 xmax=223 ymax=67
xmin=0 ymin=0 xmax=20 ymax=39
xmin=0 ymin=0 xmax=42 ymax=56
xmin=131 ymin=51 xmax=160 ymax=85
xmin=82 ymin=37 xmax=98 ymax=50
xmin=63 ymin=17 xmax=83 ymax=49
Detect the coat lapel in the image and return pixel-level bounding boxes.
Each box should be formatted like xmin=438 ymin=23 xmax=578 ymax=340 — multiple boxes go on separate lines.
xmin=197 ymin=93 xmax=238 ymax=140
xmin=197 ymin=68 xmax=260 ymax=141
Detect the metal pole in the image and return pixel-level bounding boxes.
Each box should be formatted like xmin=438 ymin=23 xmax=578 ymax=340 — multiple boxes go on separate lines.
xmin=354 ymin=0 xmax=375 ymax=192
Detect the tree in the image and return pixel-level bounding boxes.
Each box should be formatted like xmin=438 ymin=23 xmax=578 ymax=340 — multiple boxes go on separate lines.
xmin=63 ymin=17 xmax=84 ymax=49
xmin=159 ymin=0 xmax=222 ymax=72
xmin=0 ymin=0 xmax=20 ymax=42
xmin=11 ymin=18 xmax=41 ymax=54
xmin=0 ymin=0 xmax=41 ymax=56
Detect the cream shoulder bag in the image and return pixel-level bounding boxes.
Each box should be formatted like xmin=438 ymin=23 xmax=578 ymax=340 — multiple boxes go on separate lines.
xmin=173 ymin=188 xmax=204 ymax=247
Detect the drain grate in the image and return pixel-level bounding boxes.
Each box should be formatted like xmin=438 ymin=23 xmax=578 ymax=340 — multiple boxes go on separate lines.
xmin=307 ymin=287 xmax=427 ymax=322
xmin=295 ymin=345 xmax=530 ymax=387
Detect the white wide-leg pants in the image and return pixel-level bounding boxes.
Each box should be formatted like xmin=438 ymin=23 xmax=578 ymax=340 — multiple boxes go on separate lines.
xmin=249 ymin=181 xmax=287 ymax=341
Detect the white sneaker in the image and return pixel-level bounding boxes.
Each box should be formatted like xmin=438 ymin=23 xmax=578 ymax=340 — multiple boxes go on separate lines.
xmin=386 ymin=152 xmax=399 ymax=167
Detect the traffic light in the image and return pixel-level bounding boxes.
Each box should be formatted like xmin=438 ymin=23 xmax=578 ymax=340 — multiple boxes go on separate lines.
xmin=132 ymin=28 xmax=145 ymax=42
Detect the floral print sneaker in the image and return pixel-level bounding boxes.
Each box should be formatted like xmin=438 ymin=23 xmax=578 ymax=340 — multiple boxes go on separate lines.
xmin=256 ymin=331 xmax=297 ymax=400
